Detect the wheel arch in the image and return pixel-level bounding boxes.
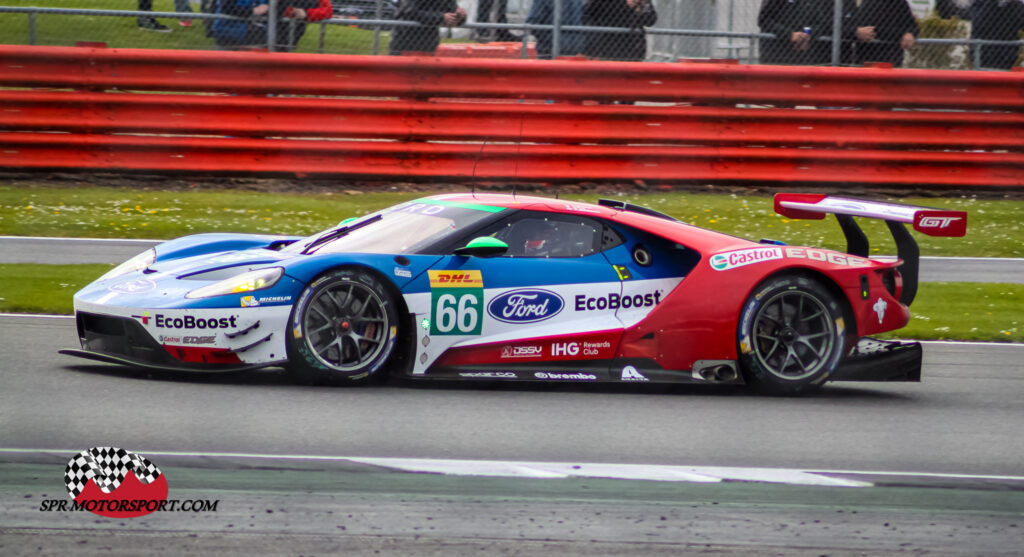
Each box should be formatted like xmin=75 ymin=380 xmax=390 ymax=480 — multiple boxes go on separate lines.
xmin=307 ymin=263 xmax=416 ymax=375
xmin=749 ymin=266 xmax=860 ymax=353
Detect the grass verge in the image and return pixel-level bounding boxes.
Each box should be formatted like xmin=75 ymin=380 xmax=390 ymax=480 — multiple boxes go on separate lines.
xmin=2 ymin=263 xmax=1019 ymax=342
xmin=0 ymin=263 xmax=112 ymax=314
xmin=876 ymin=282 xmax=1022 ymax=342
xmin=2 ymin=185 xmax=1021 ymax=258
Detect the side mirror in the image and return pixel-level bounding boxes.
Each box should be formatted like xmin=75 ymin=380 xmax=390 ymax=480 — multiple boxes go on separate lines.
xmin=454 ymin=237 xmax=508 ymax=258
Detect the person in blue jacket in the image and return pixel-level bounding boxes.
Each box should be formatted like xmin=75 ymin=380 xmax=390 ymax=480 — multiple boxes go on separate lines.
xmin=526 ymin=0 xmax=585 ymax=59
xmin=212 ymin=0 xmax=270 ymax=50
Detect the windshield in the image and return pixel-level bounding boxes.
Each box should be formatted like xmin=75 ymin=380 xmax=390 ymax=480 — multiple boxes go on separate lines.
xmin=282 ymin=199 xmax=505 ymax=255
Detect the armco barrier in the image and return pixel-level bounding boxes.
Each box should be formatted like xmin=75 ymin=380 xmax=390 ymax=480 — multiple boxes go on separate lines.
xmin=1 ymin=45 xmax=1023 ymax=186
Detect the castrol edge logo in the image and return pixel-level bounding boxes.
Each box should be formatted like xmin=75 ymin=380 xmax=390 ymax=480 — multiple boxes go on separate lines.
xmin=711 ymin=246 xmax=870 ymax=271
xmin=709 ymin=247 xmax=784 ymax=271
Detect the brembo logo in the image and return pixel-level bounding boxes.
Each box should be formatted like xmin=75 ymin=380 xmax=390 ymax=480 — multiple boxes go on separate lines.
xmin=488 ymin=289 xmax=564 ymax=323
xmin=918 ymin=216 xmax=961 ymax=228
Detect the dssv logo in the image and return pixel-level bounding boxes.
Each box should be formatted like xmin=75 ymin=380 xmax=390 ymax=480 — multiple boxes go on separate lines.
xmin=487 ymin=289 xmax=564 ymax=324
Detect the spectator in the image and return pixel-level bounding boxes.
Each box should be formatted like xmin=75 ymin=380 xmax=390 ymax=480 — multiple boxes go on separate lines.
xmin=840 ymin=0 xmax=918 ymax=67
xmin=936 ymin=0 xmax=971 ymax=19
xmin=526 ymin=0 xmax=585 ymax=59
xmin=583 ymin=0 xmax=657 ymax=62
xmin=137 ymin=0 xmax=171 ymax=32
xmin=970 ymin=0 xmax=1024 ymax=70
xmin=476 ymin=0 xmax=519 ymax=42
xmin=211 ymin=0 xmax=270 ymax=50
xmin=390 ymin=0 xmax=467 ymax=55
xmin=274 ymin=0 xmax=334 ymax=52
xmin=757 ymin=0 xmax=831 ymax=65
xmin=174 ymin=0 xmax=197 ymax=28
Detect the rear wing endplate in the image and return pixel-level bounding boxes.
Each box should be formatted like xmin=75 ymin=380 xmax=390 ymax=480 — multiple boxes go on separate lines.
xmin=773 ymin=193 xmax=967 ymax=306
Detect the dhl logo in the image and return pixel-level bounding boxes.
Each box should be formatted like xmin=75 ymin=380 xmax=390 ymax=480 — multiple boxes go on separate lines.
xmin=428 ymin=270 xmax=484 ymax=288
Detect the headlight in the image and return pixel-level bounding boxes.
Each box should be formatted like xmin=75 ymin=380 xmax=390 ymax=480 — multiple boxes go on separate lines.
xmin=186 ymin=267 xmax=284 ymax=299
xmin=99 ymin=248 xmax=156 ymax=281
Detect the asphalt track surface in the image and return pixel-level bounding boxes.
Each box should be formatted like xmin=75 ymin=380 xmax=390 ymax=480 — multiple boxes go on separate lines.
xmin=3 ymin=314 xmax=1023 ymax=554
xmin=3 ymin=315 xmax=1023 ymax=475
xmin=2 ymin=236 xmax=1024 ymax=283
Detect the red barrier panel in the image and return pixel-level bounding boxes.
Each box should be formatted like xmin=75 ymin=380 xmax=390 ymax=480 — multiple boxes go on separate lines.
xmin=2 ymin=91 xmax=1022 ymax=151
xmin=0 ymin=45 xmax=1022 ymax=186
xmin=2 ymin=132 xmax=1021 ymax=186
xmin=2 ymin=45 xmax=1023 ymax=109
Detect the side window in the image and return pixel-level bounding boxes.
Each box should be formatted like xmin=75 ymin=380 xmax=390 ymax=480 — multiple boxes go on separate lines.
xmin=488 ymin=215 xmax=602 ymax=258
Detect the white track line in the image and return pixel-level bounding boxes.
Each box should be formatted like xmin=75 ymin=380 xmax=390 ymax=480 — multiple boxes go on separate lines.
xmin=874 ymin=255 xmax=1024 ymax=262
xmin=917 ymin=340 xmax=1024 ymax=348
xmin=0 ymin=236 xmax=159 ymax=243
xmin=0 ymin=313 xmax=73 ymax=319
xmin=4 ymin=448 xmax=1024 ymax=488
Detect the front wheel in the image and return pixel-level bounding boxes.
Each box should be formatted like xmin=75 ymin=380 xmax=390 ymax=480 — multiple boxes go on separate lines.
xmin=286 ymin=268 xmax=399 ymax=385
xmin=737 ymin=275 xmax=846 ymax=395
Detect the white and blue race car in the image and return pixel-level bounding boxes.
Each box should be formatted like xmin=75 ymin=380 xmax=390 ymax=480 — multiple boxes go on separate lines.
xmin=62 ymin=192 xmax=965 ymax=394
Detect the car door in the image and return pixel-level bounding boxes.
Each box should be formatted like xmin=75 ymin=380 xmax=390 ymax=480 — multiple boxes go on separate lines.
xmin=413 ymin=210 xmax=628 ymax=381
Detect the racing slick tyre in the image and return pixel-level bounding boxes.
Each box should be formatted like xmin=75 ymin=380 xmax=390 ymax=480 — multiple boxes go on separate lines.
xmin=737 ymin=275 xmax=846 ymax=396
xmin=286 ymin=268 xmax=399 ymax=386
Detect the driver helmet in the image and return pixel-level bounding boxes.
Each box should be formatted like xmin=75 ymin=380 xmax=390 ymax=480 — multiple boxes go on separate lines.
xmin=523 ymin=221 xmax=562 ymax=257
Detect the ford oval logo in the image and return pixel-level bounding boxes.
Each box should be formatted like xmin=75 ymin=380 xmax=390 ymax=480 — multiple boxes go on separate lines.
xmin=487 ymin=289 xmax=564 ymax=324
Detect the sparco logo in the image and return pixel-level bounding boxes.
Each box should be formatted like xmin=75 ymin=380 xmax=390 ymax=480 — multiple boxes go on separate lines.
xmin=137 ymin=314 xmax=239 ymax=329
xmin=917 ymin=216 xmax=961 ymax=228
xmin=710 ymin=247 xmax=784 ymax=271
xmin=488 ymin=289 xmax=564 ymax=323
xmin=575 ymin=291 xmax=662 ymax=311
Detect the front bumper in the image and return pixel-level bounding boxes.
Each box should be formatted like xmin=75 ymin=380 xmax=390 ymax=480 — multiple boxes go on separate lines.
xmin=62 ymin=307 xmax=290 ymax=372
xmin=832 ymin=337 xmax=922 ymax=382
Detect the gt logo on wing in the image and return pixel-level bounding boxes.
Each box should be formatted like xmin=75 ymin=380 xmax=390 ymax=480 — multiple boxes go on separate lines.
xmin=917 ymin=216 xmax=961 ymax=228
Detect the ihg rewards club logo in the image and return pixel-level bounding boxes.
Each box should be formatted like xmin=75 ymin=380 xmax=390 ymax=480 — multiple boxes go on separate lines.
xmin=38 ymin=447 xmax=219 ymax=517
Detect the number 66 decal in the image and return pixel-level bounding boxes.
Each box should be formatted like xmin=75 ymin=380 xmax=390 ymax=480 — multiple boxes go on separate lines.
xmin=428 ymin=270 xmax=484 ymax=336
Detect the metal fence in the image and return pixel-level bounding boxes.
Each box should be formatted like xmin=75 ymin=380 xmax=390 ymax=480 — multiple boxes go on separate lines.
xmin=0 ymin=0 xmax=1021 ymax=69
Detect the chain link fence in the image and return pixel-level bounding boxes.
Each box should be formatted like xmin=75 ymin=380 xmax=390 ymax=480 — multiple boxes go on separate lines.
xmin=0 ymin=0 xmax=1021 ymax=69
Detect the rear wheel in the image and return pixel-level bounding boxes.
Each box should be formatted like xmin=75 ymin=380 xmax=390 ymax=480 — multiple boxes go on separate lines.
xmin=286 ymin=268 xmax=398 ymax=385
xmin=737 ymin=275 xmax=846 ymax=395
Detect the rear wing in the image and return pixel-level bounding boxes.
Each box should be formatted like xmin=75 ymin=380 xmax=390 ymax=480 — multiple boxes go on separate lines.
xmin=773 ymin=193 xmax=967 ymax=306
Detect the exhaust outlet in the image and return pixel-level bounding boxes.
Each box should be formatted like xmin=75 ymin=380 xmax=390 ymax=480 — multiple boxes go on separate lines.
xmin=693 ymin=361 xmax=739 ymax=382
xmin=714 ymin=365 xmax=737 ymax=382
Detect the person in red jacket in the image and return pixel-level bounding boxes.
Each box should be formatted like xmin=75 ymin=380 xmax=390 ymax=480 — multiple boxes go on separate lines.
xmin=276 ymin=0 xmax=334 ymax=52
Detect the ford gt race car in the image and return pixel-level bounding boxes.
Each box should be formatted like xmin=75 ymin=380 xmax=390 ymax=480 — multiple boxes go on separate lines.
xmin=62 ymin=193 xmax=966 ymax=395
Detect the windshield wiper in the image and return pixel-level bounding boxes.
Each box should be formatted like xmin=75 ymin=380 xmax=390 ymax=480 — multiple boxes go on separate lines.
xmin=301 ymin=214 xmax=383 ymax=255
